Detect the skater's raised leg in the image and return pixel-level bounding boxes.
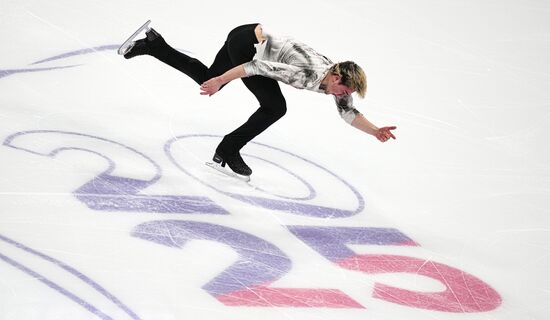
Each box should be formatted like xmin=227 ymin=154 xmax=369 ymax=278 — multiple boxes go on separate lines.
xmin=124 ymin=28 xmax=235 ymax=85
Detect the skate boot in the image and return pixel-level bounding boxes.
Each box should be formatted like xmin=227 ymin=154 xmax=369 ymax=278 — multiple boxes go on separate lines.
xmin=211 ymin=151 xmax=252 ymax=180
xmin=124 ymin=28 xmax=163 ymax=59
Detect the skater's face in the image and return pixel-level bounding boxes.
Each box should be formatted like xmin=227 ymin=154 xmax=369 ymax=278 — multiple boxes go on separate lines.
xmin=326 ymin=75 xmax=355 ymax=97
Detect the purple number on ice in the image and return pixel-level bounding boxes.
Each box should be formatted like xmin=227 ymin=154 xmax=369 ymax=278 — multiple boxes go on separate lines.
xmin=132 ymin=220 xmax=362 ymax=308
xmin=3 ymin=130 xmax=226 ymax=215
xmin=165 ymin=134 xmax=365 ymax=218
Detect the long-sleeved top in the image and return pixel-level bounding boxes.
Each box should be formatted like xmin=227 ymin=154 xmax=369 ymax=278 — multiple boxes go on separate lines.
xmin=242 ymin=27 xmax=361 ymax=125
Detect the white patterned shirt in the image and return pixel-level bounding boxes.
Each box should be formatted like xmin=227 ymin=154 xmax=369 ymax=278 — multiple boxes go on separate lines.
xmin=242 ymin=28 xmax=361 ymax=125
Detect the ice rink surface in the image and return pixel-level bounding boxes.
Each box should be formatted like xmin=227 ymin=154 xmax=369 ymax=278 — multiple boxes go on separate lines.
xmin=1 ymin=0 xmax=549 ymax=319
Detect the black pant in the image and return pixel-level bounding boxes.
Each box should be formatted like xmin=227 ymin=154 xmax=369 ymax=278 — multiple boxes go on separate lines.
xmin=148 ymin=23 xmax=287 ymax=156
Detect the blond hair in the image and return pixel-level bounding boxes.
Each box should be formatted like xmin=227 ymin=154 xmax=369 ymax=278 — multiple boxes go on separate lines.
xmin=329 ymin=61 xmax=367 ymax=98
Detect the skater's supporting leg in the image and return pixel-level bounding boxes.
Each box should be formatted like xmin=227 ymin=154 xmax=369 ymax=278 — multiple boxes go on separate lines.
xmin=216 ymin=23 xmax=286 ymax=155
xmin=217 ymin=75 xmax=287 ymax=155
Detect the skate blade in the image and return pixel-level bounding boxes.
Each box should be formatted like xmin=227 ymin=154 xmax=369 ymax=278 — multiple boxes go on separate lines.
xmin=118 ymin=19 xmax=152 ymax=55
xmin=205 ymin=162 xmax=251 ymax=182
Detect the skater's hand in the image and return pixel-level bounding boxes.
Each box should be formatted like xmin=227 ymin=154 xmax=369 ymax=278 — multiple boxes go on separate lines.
xmin=375 ymin=126 xmax=397 ymax=142
xmin=200 ymin=77 xmax=223 ymax=96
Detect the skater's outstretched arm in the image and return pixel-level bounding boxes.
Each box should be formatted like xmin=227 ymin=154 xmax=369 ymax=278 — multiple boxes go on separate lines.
xmin=351 ymin=114 xmax=397 ymax=142
xmin=200 ymin=65 xmax=247 ymax=96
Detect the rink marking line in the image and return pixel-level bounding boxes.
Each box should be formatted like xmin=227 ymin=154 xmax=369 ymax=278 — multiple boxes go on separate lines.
xmin=0 ymin=192 xmax=75 ymax=196
xmin=0 ymin=192 xmax=206 ymax=198
xmin=0 ymin=252 xmax=113 ymax=319
xmin=0 ymin=234 xmax=142 ymax=320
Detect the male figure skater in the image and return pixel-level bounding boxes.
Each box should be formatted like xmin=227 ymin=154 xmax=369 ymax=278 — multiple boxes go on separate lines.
xmin=121 ymin=23 xmax=396 ymax=180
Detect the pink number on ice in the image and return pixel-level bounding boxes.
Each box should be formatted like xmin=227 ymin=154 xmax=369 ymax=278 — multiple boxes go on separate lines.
xmin=288 ymin=226 xmax=501 ymax=312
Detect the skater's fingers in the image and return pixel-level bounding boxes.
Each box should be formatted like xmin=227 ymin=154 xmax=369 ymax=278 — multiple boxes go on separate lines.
xmin=200 ymin=89 xmax=217 ymax=97
xmin=380 ymin=126 xmax=397 ymax=140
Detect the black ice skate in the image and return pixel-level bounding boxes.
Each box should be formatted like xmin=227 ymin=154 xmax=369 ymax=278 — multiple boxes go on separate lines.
xmin=118 ymin=20 xmax=162 ymax=59
xmin=123 ymin=28 xmax=162 ymax=59
xmin=206 ymin=152 xmax=252 ymax=182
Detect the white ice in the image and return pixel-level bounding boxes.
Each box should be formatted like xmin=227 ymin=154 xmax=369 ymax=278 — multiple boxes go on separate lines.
xmin=1 ymin=0 xmax=549 ymax=319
